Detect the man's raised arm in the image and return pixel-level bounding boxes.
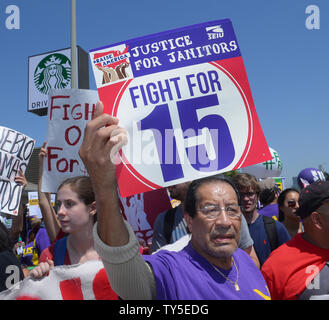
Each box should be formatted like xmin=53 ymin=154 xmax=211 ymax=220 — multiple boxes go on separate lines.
xmin=79 ymin=101 xmax=156 ymax=300
xmin=79 ymin=101 xmax=129 ymax=246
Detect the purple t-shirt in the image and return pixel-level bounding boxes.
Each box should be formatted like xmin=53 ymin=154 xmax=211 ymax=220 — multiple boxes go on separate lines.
xmin=144 ymin=243 xmax=270 ymax=300
xmin=259 ymin=203 xmax=279 ymax=220
xmin=20 ymin=228 xmax=51 ymax=267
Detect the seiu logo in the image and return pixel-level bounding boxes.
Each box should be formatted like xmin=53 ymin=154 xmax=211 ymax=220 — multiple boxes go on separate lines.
xmin=206 ymin=25 xmax=224 ymax=40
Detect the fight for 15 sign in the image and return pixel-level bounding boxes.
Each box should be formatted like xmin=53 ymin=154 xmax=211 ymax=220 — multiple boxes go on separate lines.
xmin=90 ymin=19 xmax=271 ymax=197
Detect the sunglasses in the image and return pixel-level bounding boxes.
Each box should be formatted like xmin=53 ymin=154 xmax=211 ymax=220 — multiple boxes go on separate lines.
xmin=287 ymin=200 xmax=297 ymax=208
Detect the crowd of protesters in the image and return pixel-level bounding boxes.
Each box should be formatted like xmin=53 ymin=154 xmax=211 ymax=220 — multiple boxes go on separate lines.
xmin=0 ymin=101 xmax=328 ymax=300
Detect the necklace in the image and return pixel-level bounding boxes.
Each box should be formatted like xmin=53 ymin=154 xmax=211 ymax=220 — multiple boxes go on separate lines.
xmin=212 ymin=257 xmax=240 ymax=291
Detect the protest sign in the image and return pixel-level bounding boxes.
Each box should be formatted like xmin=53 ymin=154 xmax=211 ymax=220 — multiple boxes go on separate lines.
xmin=240 ymin=147 xmax=283 ymax=178
xmin=119 ymin=188 xmax=172 ymax=245
xmin=28 ymin=191 xmax=56 ymax=218
xmin=90 ymin=19 xmax=272 ymax=197
xmin=0 ymin=126 xmax=35 ymax=215
xmin=274 ymin=177 xmax=285 ymax=192
xmin=0 ymin=260 xmax=117 ymax=300
xmin=41 ymin=89 xmax=98 ymax=193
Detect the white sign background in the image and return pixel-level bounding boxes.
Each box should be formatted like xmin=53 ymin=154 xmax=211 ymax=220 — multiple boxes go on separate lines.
xmin=119 ymin=62 xmax=250 ymax=188
xmin=28 ymin=191 xmax=56 ymax=218
xmin=42 ymin=89 xmax=98 ymax=193
xmin=0 ymin=126 xmax=35 ymax=215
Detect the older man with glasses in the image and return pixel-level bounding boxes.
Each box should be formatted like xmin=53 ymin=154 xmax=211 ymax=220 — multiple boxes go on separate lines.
xmin=78 ymin=102 xmax=270 ymax=300
xmin=233 ymin=173 xmax=290 ymax=267
xmin=262 ymin=180 xmax=329 ymax=300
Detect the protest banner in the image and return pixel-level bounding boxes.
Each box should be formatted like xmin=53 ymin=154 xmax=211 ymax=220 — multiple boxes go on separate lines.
xmin=119 ymin=188 xmax=172 ymax=245
xmin=0 ymin=126 xmax=35 ymax=215
xmin=0 ymin=260 xmax=117 ymax=300
xmin=28 ymin=191 xmax=56 ymax=218
xmin=90 ymin=19 xmax=272 ymax=198
xmin=41 ymin=89 xmax=98 ymax=193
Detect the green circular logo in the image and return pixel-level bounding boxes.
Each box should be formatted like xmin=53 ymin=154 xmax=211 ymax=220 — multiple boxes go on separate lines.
xmin=34 ymin=53 xmax=71 ymax=94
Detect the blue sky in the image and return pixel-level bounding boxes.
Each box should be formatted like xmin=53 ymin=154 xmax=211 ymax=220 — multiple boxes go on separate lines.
xmin=1 ymin=0 xmax=328 ymax=187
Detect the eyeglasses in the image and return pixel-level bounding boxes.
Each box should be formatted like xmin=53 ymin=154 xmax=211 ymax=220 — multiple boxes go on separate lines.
xmin=197 ymin=204 xmax=242 ymax=220
xmin=240 ymin=192 xmax=256 ymax=199
xmin=287 ymin=200 xmax=297 ymax=208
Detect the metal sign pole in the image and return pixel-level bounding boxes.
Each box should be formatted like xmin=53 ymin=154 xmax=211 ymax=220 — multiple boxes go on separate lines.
xmin=71 ymin=0 xmax=77 ymax=88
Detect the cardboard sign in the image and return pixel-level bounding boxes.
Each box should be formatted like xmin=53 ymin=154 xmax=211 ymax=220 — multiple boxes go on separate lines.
xmin=42 ymin=89 xmax=98 ymax=193
xmin=0 ymin=260 xmax=117 ymax=300
xmin=90 ymin=19 xmax=271 ymax=197
xmin=0 ymin=126 xmax=35 ymax=215
xmin=28 ymin=191 xmax=56 ymax=219
xmin=119 ymin=188 xmax=172 ymax=244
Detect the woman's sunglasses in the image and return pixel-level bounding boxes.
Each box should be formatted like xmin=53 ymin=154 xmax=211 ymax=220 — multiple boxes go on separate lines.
xmin=287 ymin=200 xmax=297 ymax=208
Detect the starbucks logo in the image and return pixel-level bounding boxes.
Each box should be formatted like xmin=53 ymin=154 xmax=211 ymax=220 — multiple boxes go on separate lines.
xmin=34 ymin=53 xmax=71 ymax=94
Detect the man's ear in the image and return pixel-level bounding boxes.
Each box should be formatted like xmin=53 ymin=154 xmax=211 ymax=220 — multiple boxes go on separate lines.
xmin=184 ymin=212 xmax=193 ymax=233
xmin=310 ymin=211 xmax=323 ymax=230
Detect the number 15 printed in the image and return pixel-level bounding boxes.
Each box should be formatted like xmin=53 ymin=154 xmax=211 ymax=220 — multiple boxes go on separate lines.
xmin=138 ymin=94 xmax=235 ymax=182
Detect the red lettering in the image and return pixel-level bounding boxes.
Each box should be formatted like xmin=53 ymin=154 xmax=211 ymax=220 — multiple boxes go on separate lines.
xmin=72 ymin=104 xmax=82 ymax=120
xmin=70 ymin=159 xmax=79 ymax=172
xmin=65 ymin=126 xmax=81 ymax=146
xmin=16 ymin=295 xmax=41 ymax=300
xmin=47 ymin=146 xmax=62 ymax=171
xmin=85 ymin=103 xmax=96 ymax=120
xmin=59 ymin=278 xmax=83 ymax=300
xmin=56 ymin=158 xmax=68 ymax=173
xmin=62 ymin=104 xmax=71 ymax=120
xmin=50 ymin=96 xmax=70 ymax=120
xmin=45 ymin=146 xmax=79 ymax=173
xmin=92 ymin=268 xmax=118 ymax=300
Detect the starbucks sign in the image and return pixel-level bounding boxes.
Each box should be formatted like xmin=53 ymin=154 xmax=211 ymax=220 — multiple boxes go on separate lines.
xmin=28 ymin=48 xmax=72 ymax=115
xmin=34 ymin=53 xmax=71 ymax=94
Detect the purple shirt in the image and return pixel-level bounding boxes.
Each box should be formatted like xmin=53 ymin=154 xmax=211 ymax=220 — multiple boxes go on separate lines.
xmin=143 ymin=243 xmax=270 ymax=300
xmin=259 ymin=203 xmax=279 ymax=220
xmin=20 ymin=228 xmax=51 ymax=267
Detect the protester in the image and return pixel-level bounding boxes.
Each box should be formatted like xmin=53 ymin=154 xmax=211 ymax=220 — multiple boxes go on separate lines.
xmin=14 ymin=236 xmax=25 ymax=260
xmin=155 ymin=212 xmax=260 ymax=268
xmin=277 ymin=188 xmax=302 ymax=237
xmin=33 ymin=176 xmax=99 ymax=267
xmin=30 ymin=170 xmax=118 ymax=300
xmin=150 ymin=182 xmax=190 ymax=253
xmin=232 ymin=173 xmax=291 ymax=266
xmin=258 ymin=178 xmax=280 ymax=220
xmin=0 ymin=221 xmax=24 ymax=292
xmin=78 ymin=101 xmax=270 ymax=300
xmin=20 ymin=214 xmax=51 ymax=275
xmin=37 ymin=142 xmax=61 ymax=243
xmin=261 ymin=180 xmax=329 ymax=300
xmin=9 ymin=170 xmax=28 ymax=243
xmin=9 ymin=170 xmax=51 ymax=276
